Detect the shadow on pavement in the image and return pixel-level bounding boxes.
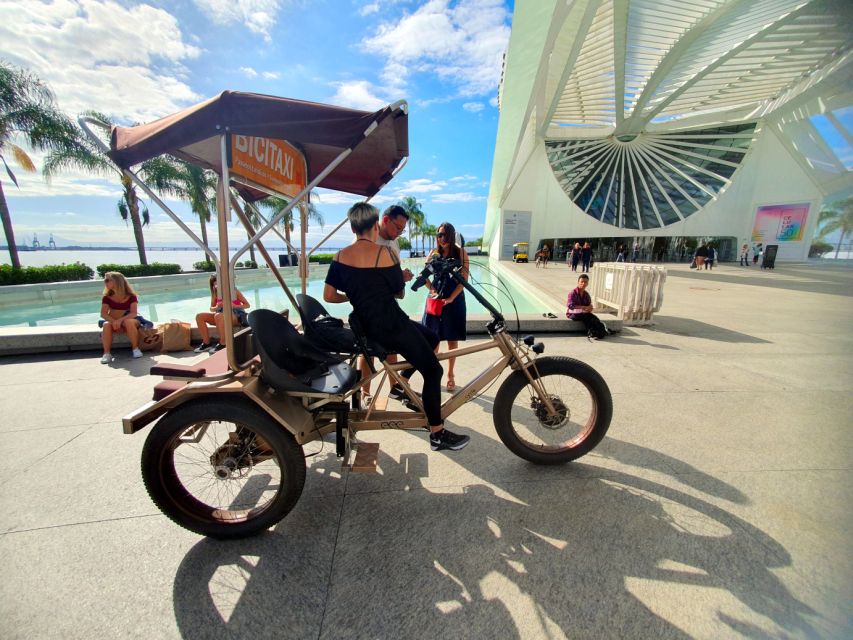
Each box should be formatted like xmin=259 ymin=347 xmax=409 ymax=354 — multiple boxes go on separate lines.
xmin=648 ymin=317 xmax=771 ymax=343
xmin=170 ymin=438 xmax=815 ymax=639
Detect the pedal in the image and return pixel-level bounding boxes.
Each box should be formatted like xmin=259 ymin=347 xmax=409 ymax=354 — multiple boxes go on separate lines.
xmin=349 ymin=442 xmax=379 ymax=474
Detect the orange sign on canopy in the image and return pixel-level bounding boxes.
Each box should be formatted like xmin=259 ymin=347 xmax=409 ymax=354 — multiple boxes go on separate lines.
xmin=230 ymin=134 xmax=307 ymax=198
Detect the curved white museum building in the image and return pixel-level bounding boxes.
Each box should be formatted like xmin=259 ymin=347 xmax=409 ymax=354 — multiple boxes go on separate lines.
xmin=484 ymin=0 xmax=853 ymax=263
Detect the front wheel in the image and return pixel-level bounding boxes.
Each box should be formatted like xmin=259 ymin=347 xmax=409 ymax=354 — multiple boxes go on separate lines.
xmin=494 ymin=356 xmax=612 ymax=464
xmin=141 ymin=398 xmax=306 ymax=539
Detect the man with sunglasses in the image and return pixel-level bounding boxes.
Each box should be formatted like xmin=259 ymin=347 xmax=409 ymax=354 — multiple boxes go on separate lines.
xmin=376 ymin=205 xmax=414 ymax=287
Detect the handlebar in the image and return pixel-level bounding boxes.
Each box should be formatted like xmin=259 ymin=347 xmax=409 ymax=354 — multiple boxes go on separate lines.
xmin=411 ymin=256 xmax=505 ymax=325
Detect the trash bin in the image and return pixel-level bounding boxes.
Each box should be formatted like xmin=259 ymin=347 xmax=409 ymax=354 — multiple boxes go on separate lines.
xmin=278 ymin=253 xmax=298 ymax=267
xmin=761 ymin=245 xmax=778 ymax=270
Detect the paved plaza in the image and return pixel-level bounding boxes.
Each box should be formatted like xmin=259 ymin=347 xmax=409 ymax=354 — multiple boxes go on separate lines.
xmin=0 ymin=260 xmax=851 ymax=639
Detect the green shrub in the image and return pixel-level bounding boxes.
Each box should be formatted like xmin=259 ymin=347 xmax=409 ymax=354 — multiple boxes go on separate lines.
xmin=309 ymin=253 xmax=335 ymax=264
xmin=242 ymin=260 xmax=257 ymax=269
xmin=0 ymin=263 xmax=94 ymax=286
xmin=809 ymin=241 xmax=833 ymax=257
xmin=96 ymin=263 xmax=182 ymax=278
xmin=192 ymin=260 xmax=217 ymax=272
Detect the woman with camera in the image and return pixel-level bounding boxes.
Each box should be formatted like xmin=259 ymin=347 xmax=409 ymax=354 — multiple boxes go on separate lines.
xmin=421 ymin=221 xmax=469 ymax=392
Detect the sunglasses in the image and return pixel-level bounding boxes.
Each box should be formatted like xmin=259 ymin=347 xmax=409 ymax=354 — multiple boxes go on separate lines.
xmin=437 ymin=233 xmax=447 ymax=239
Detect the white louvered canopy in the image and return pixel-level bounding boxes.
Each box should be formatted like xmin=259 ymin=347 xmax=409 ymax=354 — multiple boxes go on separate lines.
xmin=549 ymin=0 xmax=852 ymax=133
xmin=538 ymin=0 xmax=852 ymax=229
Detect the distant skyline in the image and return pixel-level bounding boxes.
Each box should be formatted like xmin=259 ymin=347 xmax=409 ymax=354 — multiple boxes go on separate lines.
xmin=1 ymin=0 xmax=513 ymax=257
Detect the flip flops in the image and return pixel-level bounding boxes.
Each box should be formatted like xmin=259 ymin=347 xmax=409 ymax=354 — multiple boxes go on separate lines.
xmin=542 ymin=312 xmax=558 ymax=318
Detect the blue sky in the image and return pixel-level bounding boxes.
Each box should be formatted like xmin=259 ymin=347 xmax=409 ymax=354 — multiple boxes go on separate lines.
xmin=2 ymin=0 xmax=514 ymax=250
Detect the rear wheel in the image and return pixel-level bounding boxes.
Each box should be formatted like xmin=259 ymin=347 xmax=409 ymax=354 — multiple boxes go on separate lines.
xmin=141 ymin=399 xmax=306 ymax=539
xmin=494 ymin=356 xmax=612 ymax=464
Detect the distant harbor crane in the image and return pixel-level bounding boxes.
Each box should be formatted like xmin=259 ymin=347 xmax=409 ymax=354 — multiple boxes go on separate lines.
xmin=32 ymin=233 xmax=40 ymax=249
xmin=48 ymin=234 xmax=57 ymax=249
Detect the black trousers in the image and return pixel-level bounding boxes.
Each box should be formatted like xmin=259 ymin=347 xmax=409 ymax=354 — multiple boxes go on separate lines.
xmin=374 ymin=320 xmax=443 ymax=427
xmin=571 ymin=312 xmax=606 ymax=335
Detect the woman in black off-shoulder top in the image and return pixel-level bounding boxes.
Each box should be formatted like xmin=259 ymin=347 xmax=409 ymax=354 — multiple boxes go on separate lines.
xmin=324 ymin=202 xmax=469 ymax=452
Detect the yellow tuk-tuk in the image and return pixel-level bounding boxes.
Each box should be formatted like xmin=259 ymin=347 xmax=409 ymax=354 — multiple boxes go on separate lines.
xmin=513 ymin=242 xmax=529 ymax=263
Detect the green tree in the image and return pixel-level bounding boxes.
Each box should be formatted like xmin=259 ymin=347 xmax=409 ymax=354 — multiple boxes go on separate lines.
xmin=817 ymin=196 xmax=853 ymax=259
xmin=43 ymin=111 xmax=154 ymax=265
xmin=256 ymin=194 xmax=324 ymax=265
xmin=0 ymin=61 xmax=76 ymax=268
xmin=398 ymin=195 xmax=424 ymax=254
xmin=421 ymin=223 xmax=438 ymax=255
xmin=144 ymin=156 xmax=217 ymax=255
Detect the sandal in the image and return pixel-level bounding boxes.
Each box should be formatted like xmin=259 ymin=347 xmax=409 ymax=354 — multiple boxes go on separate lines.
xmin=446 ymin=376 xmax=456 ymax=392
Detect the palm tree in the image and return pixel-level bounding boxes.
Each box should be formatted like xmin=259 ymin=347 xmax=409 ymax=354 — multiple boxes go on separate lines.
xmin=144 ymin=156 xmax=216 ymax=256
xmin=43 ymin=111 xmax=153 ymax=265
xmin=1 ymin=61 xmax=76 ymax=268
xmin=817 ymin=196 xmax=853 ymax=259
xmin=398 ymin=195 xmax=424 ymax=255
xmin=256 ymin=194 xmax=323 ymax=265
xmin=421 ymin=223 xmax=438 ymax=255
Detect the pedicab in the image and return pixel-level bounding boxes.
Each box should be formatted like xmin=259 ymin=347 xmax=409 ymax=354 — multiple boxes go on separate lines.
xmin=81 ymin=91 xmax=613 ymax=539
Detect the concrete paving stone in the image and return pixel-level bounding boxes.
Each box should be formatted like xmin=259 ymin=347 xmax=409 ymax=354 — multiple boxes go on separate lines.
xmin=0 ymin=495 xmax=342 ymax=640
xmin=0 ymin=423 xmax=93 ymax=482
xmin=0 ymin=422 xmax=155 ymax=532
xmin=608 ymin=389 xmax=852 ymax=474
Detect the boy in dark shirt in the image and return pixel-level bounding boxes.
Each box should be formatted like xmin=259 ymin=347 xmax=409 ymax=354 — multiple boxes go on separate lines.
xmin=566 ymin=274 xmax=609 ymax=339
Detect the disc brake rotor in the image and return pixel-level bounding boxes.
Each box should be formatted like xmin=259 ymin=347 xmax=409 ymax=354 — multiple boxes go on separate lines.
xmin=530 ymin=394 xmax=569 ymax=429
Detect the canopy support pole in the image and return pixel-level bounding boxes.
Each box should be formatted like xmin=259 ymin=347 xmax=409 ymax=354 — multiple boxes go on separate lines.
xmin=216 ymin=132 xmax=244 ymax=373
xmin=230 ymin=193 xmax=302 ymax=318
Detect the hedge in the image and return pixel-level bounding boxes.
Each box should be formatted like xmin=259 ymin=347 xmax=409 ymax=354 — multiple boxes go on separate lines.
xmin=192 ymin=260 xmax=217 ymax=272
xmin=96 ymin=263 xmax=182 ymax=278
xmin=0 ymin=263 xmax=94 ymax=286
xmin=309 ymin=253 xmax=335 ymax=264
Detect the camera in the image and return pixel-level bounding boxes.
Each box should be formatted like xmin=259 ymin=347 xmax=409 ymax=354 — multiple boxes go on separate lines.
xmin=411 ymin=255 xmax=459 ymax=291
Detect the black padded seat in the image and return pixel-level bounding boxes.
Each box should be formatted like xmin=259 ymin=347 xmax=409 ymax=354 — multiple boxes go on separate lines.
xmin=248 ymin=309 xmax=358 ymax=394
xmin=296 ymin=293 xmax=387 ymax=359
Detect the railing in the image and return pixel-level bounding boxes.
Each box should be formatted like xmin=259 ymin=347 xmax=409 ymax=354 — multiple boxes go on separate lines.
xmin=588 ymin=262 xmax=667 ymax=325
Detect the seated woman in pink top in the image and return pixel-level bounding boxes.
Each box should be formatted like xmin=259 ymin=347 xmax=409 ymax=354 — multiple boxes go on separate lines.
xmin=99 ymin=271 xmax=142 ymax=363
xmin=194 ymin=274 xmax=250 ymax=353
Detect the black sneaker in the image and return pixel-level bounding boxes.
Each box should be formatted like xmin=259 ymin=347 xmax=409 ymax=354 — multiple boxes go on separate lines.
xmin=194 ymin=342 xmax=212 ymax=353
xmin=430 ymin=428 xmax=470 ymax=451
xmin=210 ymin=343 xmax=226 ymax=353
xmin=389 ymin=384 xmax=421 ymax=402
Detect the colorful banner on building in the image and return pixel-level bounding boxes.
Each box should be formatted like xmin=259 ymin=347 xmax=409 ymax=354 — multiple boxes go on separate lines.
xmin=230 ymin=135 xmax=306 ymax=198
xmin=751 ymin=203 xmax=809 ymax=243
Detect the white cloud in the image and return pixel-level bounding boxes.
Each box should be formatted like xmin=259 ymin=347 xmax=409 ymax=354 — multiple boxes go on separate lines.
xmin=463 ymin=102 xmax=484 ymax=112
xmin=241 ymin=66 xmax=259 ymax=77
xmin=392 ymin=178 xmax=447 ymax=194
xmin=450 ymin=174 xmax=477 ymax=182
xmin=489 ymin=95 xmax=499 ymax=108
xmin=359 ymin=2 xmax=380 ymax=16
xmin=192 ymin=0 xmax=281 ymax=41
xmin=0 ymin=1 xmax=201 ymax=124
xmin=362 ymin=0 xmax=510 ymax=98
xmin=262 ymin=71 xmax=281 ymax=80
xmin=330 ymin=80 xmax=387 ymax=111
xmin=431 ymin=192 xmax=485 ymax=203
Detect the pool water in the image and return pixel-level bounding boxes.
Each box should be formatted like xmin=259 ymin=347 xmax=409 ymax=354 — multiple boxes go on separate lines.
xmin=1 ymin=259 xmax=553 ymax=328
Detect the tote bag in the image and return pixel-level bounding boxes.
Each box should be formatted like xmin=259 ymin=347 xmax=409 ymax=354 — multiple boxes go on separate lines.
xmin=160 ymin=322 xmax=192 ymax=352
xmin=138 ymin=327 xmax=163 ymax=352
